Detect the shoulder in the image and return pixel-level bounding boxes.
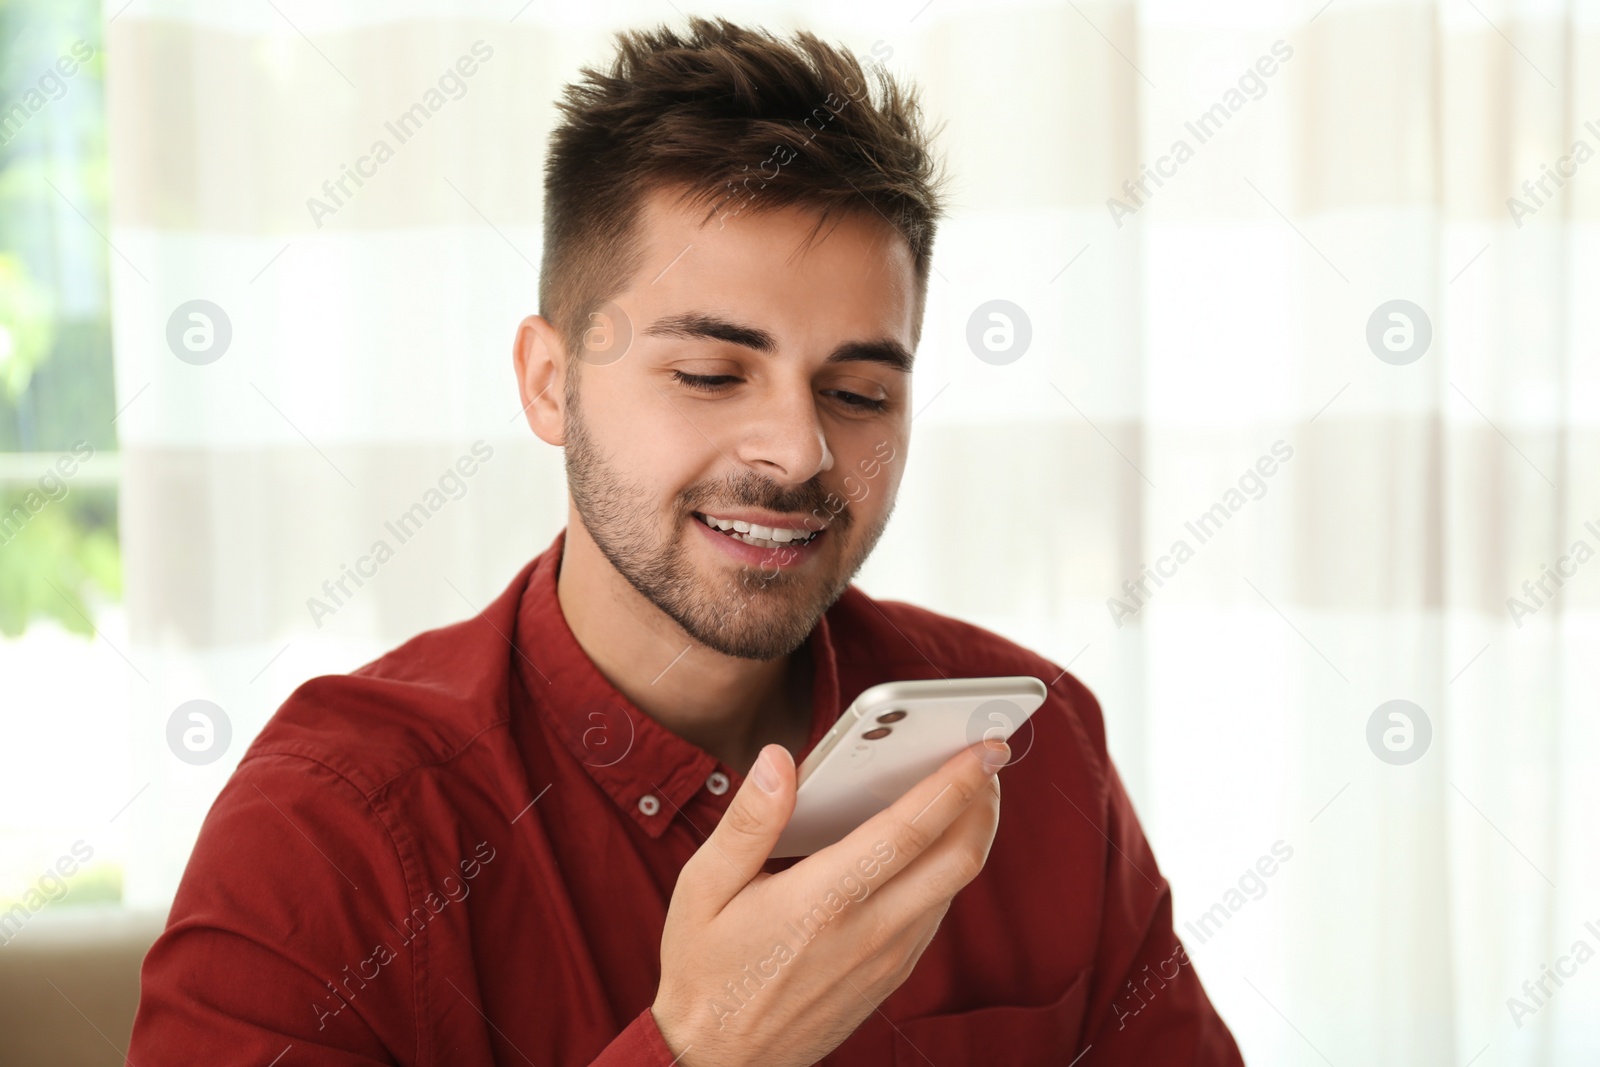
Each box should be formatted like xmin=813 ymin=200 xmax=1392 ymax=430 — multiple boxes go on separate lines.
xmin=240 ymin=561 xmax=538 ymax=798
xmin=828 ymin=585 xmax=1111 ymax=771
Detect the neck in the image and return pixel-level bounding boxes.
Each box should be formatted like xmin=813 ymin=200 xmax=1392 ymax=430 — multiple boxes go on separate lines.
xmin=555 ymin=520 xmax=812 ymax=777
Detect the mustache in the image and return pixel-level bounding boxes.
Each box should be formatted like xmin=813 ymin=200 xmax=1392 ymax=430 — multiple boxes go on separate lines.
xmin=682 ymin=472 xmax=848 ymax=529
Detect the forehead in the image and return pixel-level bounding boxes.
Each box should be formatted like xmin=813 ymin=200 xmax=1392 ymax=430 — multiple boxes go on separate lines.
xmin=619 ymin=183 xmax=919 ymax=348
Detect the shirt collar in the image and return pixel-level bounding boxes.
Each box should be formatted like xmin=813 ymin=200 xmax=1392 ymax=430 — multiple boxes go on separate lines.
xmin=513 ymin=529 xmax=842 ymax=838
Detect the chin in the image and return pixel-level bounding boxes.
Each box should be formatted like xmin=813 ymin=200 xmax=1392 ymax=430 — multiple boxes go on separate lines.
xmin=673 ymin=577 xmax=833 ymax=661
xmin=691 ymin=624 xmax=812 ymax=662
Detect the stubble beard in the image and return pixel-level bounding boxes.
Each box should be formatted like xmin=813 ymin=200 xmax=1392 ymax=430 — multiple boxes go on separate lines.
xmin=562 ymin=389 xmax=888 ymax=660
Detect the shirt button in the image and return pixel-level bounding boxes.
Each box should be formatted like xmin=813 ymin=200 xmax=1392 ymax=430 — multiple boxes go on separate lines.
xmin=706 ymin=771 xmax=730 ymax=796
xmin=637 ymin=794 xmax=660 ymax=816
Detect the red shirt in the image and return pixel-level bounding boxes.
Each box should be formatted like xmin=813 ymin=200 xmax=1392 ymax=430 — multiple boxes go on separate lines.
xmin=129 ymin=530 xmax=1242 ymax=1066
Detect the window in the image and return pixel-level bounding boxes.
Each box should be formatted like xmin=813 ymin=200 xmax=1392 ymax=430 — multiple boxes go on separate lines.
xmin=0 ymin=0 xmax=125 ymax=921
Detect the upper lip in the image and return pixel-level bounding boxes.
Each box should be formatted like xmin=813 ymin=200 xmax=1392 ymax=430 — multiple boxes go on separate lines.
xmin=692 ymin=508 xmax=827 ymax=531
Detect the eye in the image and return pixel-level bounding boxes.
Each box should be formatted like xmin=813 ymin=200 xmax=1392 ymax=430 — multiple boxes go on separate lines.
xmin=671 ymin=370 xmax=739 ymax=393
xmin=826 ymin=389 xmax=889 ymax=413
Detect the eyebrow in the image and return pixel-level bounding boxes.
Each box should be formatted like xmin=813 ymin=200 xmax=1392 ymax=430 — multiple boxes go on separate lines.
xmin=642 ymin=312 xmax=914 ymax=373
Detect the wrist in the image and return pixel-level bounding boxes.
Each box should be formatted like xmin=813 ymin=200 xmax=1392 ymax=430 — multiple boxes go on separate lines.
xmin=649 ymin=1000 xmax=698 ymax=1066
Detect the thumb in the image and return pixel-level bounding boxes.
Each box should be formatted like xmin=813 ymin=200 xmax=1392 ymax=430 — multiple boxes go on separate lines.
xmin=683 ymin=744 xmax=796 ymax=913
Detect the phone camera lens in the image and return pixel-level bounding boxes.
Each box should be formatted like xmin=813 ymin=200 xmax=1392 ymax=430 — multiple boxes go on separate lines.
xmin=862 ymin=726 xmax=893 ymax=740
xmin=875 ymin=710 xmax=907 ymax=723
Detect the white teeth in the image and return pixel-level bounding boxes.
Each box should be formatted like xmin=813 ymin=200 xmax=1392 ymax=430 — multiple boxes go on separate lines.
xmin=697 ymin=512 xmax=822 ymax=548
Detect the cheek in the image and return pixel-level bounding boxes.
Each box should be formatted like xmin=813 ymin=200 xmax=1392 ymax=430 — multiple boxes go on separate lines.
xmin=584 ymin=375 xmax=668 ymax=447
xmin=838 ymin=434 xmax=905 ymax=514
xmin=876 ymin=463 xmax=905 ymax=505
xmin=592 ymin=378 xmax=725 ymax=493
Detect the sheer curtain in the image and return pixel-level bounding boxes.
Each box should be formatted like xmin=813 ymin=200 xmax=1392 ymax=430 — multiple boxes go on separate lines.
xmin=106 ymin=0 xmax=1599 ymax=1063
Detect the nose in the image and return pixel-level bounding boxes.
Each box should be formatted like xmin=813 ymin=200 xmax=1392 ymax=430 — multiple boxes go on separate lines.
xmin=736 ymin=383 xmax=834 ymax=483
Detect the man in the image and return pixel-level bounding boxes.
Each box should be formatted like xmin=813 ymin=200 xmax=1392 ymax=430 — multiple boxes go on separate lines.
xmin=129 ymin=17 xmax=1243 ymax=1066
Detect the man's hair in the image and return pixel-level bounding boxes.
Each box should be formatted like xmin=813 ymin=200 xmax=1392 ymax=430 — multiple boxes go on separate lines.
xmin=541 ymin=17 xmax=949 ymax=367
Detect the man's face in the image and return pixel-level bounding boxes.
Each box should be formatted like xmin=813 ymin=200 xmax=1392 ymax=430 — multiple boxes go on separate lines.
xmin=563 ymin=186 xmax=916 ymax=660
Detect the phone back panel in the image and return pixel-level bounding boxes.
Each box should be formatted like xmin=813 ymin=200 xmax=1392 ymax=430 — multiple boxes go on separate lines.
xmin=770 ymin=676 xmax=1046 ymax=858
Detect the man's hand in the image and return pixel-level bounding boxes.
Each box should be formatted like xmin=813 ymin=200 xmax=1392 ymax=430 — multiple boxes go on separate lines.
xmin=650 ymin=736 xmax=1009 ymax=1067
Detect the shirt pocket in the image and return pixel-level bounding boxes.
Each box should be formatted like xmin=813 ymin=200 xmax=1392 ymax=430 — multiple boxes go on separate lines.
xmin=890 ymin=968 xmax=1092 ymax=1067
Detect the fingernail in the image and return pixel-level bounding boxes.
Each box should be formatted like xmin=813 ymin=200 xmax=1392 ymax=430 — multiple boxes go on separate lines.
xmin=980 ymin=740 xmax=1010 ymax=775
xmin=752 ymin=747 xmax=780 ymax=793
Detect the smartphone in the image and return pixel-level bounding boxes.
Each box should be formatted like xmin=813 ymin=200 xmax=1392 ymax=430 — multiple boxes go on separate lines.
xmin=769 ymin=676 xmax=1047 ymax=858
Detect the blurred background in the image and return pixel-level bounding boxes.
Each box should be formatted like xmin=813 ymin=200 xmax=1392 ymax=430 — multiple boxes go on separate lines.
xmin=1 ymin=0 xmax=1597 ymax=1063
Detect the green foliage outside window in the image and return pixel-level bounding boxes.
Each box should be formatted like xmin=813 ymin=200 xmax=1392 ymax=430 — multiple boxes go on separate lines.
xmin=0 ymin=0 xmax=120 ymax=637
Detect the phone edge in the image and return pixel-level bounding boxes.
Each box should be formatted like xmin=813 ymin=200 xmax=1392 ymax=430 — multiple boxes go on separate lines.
xmin=791 ymin=675 xmax=1047 ymax=789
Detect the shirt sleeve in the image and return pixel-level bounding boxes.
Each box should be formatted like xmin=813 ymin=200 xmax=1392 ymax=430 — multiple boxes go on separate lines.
xmin=585 ymin=1007 xmax=687 ymax=1067
xmin=128 ymin=753 xmax=418 ymax=1065
xmin=1056 ymin=678 xmax=1245 ymax=1065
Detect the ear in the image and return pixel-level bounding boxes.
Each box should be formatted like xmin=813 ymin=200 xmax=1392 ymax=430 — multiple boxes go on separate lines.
xmin=513 ymin=314 xmax=568 ymax=446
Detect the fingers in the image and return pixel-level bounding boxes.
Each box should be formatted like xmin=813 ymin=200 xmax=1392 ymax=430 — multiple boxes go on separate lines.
xmin=676 ymin=744 xmax=797 ymax=920
xmin=849 ymin=899 xmax=952 ymax=1003
xmin=816 ymin=739 xmax=1006 ymax=892
xmin=855 ymin=769 xmax=1000 ymax=922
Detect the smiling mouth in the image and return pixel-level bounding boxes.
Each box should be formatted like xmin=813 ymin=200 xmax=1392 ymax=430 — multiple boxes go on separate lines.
xmin=692 ymin=511 xmax=824 ymax=550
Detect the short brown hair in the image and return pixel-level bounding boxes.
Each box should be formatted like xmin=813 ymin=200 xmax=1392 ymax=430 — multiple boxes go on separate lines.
xmin=541 ymin=16 xmax=949 ymax=364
